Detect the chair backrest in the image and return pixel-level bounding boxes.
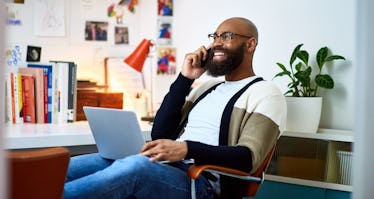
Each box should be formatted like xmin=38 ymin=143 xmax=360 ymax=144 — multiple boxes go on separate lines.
xmin=7 ymin=147 xmax=70 ymax=199
xmin=245 ymin=145 xmax=276 ymax=197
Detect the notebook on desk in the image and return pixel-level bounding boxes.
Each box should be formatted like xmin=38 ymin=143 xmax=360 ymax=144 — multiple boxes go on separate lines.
xmin=83 ymin=106 xmax=145 ymax=160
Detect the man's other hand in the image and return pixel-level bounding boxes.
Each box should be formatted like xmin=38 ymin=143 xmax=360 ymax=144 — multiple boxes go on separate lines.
xmin=141 ymin=139 xmax=187 ymax=162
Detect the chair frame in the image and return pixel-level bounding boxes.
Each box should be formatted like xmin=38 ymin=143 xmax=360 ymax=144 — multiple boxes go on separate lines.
xmin=188 ymin=145 xmax=276 ymax=198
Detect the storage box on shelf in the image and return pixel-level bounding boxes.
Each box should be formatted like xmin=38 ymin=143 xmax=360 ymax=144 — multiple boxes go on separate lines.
xmin=76 ymin=91 xmax=123 ymax=121
xmin=75 ymin=80 xmax=123 ymax=121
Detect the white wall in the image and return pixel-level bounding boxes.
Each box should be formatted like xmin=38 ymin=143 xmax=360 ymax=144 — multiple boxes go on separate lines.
xmin=5 ymin=0 xmax=154 ymax=84
xmin=5 ymin=0 xmax=161 ymax=110
xmin=173 ymin=0 xmax=356 ymax=131
xmin=5 ymin=0 xmax=355 ymax=130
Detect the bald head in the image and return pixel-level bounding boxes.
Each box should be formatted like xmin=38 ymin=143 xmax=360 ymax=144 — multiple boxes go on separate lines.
xmin=218 ymin=17 xmax=259 ymax=43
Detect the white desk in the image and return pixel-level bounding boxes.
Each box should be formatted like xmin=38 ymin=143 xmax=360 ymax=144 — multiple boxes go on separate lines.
xmin=4 ymin=122 xmax=152 ymax=152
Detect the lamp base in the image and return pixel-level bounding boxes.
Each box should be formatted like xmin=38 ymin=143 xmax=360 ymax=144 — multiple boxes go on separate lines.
xmin=141 ymin=115 xmax=154 ymax=122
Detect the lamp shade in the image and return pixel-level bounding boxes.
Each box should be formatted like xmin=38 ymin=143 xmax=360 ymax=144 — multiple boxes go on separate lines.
xmin=124 ymin=39 xmax=153 ymax=72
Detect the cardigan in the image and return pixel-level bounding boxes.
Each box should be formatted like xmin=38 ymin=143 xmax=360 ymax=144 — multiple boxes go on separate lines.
xmin=152 ymin=73 xmax=287 ymax=173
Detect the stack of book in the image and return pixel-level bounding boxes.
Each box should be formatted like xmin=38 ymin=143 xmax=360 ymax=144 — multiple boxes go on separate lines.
xmin=4 ymin=61 xmax=77 ymax=124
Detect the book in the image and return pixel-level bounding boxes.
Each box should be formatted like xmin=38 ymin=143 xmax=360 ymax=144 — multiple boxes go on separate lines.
xmin=21 ymin=74 xmax=36 ymax=123
xmin=27 ymin=63 xmax=55 ymax=123
xmin=5 ymin=72 xmax=14 ymax=123
xmin=19 ymin=67 xmax=45 ymax=123
xmin=15 ymin=73 xmax=24 ymax=123
xmin=55 ymin=62 xmax=69 ymax=123
xmin=50 ymin=61 xmax=77 ymax=123
xmin=2 ymin=74 xmax=8 ymax=123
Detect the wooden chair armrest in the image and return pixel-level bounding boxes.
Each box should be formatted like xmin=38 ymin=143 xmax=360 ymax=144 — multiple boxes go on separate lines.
xmin=187 ymin=164 xmax=263 ymax=182
xmin=7 ymin=147 xmax=70 ymax=161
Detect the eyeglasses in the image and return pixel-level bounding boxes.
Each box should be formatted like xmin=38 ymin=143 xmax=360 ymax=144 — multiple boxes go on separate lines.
xmin=208 ymin=31 xmax=252 ymax=43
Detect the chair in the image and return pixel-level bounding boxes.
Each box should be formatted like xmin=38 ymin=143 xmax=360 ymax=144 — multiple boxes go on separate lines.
xmin=187 ymin=145 xmax=276 ymax=199
xmin=7 ymin=147 xmax=70 ymax=199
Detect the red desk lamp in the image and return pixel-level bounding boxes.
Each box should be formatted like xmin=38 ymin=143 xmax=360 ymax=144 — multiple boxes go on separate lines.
xmin=124 ymin=39 xmax=155 ymax=122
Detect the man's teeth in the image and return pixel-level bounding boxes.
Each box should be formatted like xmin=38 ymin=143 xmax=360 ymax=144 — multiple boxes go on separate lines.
xmin=214 ymin=52 xmax=224 ymax=56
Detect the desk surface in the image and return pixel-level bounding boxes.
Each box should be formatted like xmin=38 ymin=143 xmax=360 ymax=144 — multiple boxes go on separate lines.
xmin=4 ymin=121 xmax=152 ymax=149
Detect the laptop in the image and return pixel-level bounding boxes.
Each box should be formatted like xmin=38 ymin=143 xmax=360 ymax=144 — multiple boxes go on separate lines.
xmin=83 ymin=106 xmax=146 ymax=160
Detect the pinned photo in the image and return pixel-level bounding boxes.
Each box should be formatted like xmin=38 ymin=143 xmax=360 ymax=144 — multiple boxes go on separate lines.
xmin=85 ymin=21 xmax=108 ymax=41
xmin=115 ymin=26 xmax=129 ymax=45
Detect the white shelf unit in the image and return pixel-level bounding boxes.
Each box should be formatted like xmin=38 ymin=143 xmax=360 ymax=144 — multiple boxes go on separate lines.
xmin=282 ymin=128 xmax=353 ymax=142
xmin=267 ymin=128 xmax=353 ymax=192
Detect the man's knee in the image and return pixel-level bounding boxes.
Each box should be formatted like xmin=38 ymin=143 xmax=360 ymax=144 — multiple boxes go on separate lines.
xmin=114 ymin=155 xmax=151 ymax=170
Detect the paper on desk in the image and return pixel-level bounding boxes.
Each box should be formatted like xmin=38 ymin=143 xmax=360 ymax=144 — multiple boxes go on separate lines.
xmin=105 ymin=57 xmax=144 ymax=110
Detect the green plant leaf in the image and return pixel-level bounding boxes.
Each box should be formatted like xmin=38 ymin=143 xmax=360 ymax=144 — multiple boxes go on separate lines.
xmin=284 ymin=89 xmax=294 ymax=96
xmin=315 ymin=74 xmax=334 ymax=89
xmin=276 ymin=62 xmax=288 ymax=72
xmin=317 ymin=47 xmax=328 ymax=70
xmin=290 ymin=44 xmax=303 ymax=65
xmin=295 ymin=67 xmax=311 ymax=87
xmin=274 ymin=71 xmax=290 ymax=78
xmin=326 ymin=55 xmax=345 ymax=62
xmin=295 ymin=62 xmax=303 ymax=72
xmin=288 ymin=81 xmax=299 ymax=89
xmin=297 ymin=50 xmax=309 ymax=65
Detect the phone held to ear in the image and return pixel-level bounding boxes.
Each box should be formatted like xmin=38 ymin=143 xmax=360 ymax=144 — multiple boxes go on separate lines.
xmin=200 ymin=48 xmax=211 ymax=68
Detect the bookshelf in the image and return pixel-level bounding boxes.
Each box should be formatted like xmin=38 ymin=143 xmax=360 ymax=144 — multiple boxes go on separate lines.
xmin=265 ymin=129 xmax=353 ymax=193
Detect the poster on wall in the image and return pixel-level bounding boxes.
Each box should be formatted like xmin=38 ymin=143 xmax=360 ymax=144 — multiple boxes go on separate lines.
xmin=157 ymin=47 xmax=176 ymax=75
xmin=5 ymin=44 xmax=24 ymax=67
xmin=26 ymin=46 xmax=42 ymax=62
xmin=114 ymin=26 xmax=129 ymax=45
xmin=84 ymin=21 xmax=108 ymax=41
xmin=157 ymin=18 xmax=172 ymax=45
xmin=5 ymin=3 xmax=23 ymax=25
xmin=157 ymin=0 xmax=173 ymax=16
xmin=33 ymin=0 xmax=66 ymax=36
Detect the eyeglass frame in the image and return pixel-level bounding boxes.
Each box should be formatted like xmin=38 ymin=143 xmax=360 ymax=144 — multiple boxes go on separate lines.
xmin=207 ymin=31 xmax=253 ymax=43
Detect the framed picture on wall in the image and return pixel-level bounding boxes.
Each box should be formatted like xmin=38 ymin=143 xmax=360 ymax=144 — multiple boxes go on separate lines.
xmin=157 ymin=18 xmax=172 ymax=45
xmin=84 ymin=21 xmax=108 ymax=41
xmin=157 ymin=0 xmax=173 ymax=16
xmin=157 ymin=47 xmax=176 ymax=75
xmin=114 ymin=26 xmax=129 ymax=45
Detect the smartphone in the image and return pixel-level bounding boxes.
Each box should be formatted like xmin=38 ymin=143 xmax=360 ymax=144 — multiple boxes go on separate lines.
xmin=200 ymin=48 xmax=211 ymax=67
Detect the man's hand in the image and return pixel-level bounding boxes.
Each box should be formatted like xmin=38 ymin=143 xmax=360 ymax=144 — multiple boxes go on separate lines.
xmin=181 ymin=46 xmax=209 ymax=79
xmin=141 ymin=139 xmax=187 ymax=162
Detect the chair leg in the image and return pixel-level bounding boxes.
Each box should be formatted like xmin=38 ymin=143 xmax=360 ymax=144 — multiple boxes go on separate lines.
xmin=191 ymin=179 xmax=196 ymax=199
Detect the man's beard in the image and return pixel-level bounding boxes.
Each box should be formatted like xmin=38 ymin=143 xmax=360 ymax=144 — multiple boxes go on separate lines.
xmin=204 ymin=43 xmax=245 ymax=77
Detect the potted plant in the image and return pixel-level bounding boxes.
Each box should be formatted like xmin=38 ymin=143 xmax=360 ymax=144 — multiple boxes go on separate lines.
xmin=274 ymin=43 xmax=345 ymax=133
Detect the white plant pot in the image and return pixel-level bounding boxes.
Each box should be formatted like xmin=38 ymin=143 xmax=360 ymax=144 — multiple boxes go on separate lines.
xmin=285 ymin=97 xmax=322 ymax=133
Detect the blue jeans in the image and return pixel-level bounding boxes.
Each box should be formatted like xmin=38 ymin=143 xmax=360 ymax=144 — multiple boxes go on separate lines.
xmin=63 ymin=153 xmax=215 ymax=199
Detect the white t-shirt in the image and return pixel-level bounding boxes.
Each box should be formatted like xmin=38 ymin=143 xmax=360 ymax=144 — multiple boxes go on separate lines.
xmin=177 ymin=76 xmax=258 ymax=145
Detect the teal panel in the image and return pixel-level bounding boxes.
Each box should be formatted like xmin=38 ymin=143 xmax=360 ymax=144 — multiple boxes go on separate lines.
xmin=247 ymin=181 xmax=325 ymax=199
xmin=325 ymin=189 xmax=351 ymax=199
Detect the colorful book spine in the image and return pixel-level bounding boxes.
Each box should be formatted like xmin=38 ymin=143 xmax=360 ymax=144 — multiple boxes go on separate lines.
xmin=10 ymin=72 xmax=16 ymax=123
xmin=14 ymin=73 xmax=24 ymax=123
xmin=18 ymin=67 xmax=44 ymax=123
xmin=21 ymin=74 xmax=36 ymax=123
xmin=27 ymin=63 xmax=54 ymax=123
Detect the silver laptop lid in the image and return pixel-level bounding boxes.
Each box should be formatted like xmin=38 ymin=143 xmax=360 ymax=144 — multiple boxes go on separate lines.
xmin=83 ymin=106 xmax=145 ymax=159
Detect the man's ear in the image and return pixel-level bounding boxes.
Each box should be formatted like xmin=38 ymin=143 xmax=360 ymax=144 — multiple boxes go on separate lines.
xmin=247 ymin=37 xmax=257 ymax=52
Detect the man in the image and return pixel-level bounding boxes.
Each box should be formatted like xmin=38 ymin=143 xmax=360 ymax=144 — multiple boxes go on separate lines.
xmin=64 ymin=17 xmax=286 ymax=199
